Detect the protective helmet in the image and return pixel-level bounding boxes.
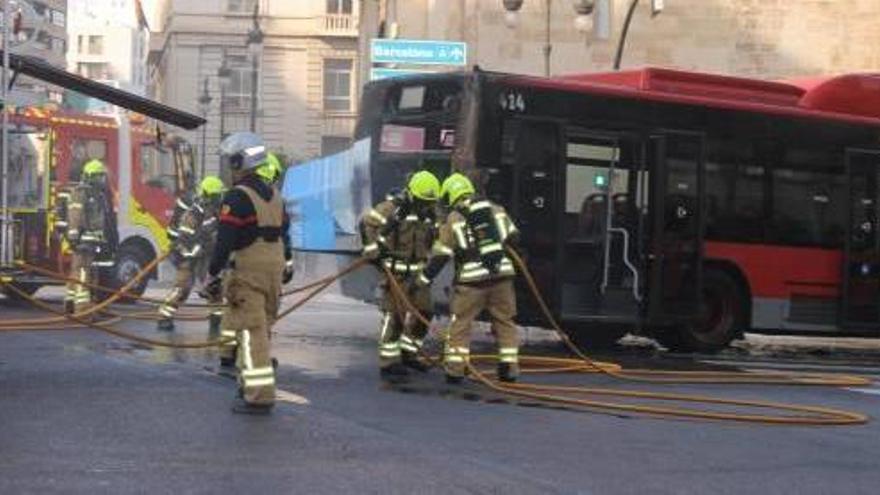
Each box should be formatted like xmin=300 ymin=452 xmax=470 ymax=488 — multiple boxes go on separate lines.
xmin=407 ymin=171 xmax=441 ymax=202
xmin=219 ymin=132 xmax=267 ymax=173
xmin=82 ymin=159 xmax=106 ymax=179
xmin=199 ymin=175 xmax=225 ymax=197
xmin=256 ymin=152 xmax=284 ymax=183
xmin=441 ymin=172 xmax=475 ymax=206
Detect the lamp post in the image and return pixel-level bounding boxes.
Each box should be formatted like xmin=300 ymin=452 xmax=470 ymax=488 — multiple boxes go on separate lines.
xmin=614 ymin=0 xmax=664 ymax=70
xmin=197 ymin=77 xmax=213 ymax=179
xmin=245 ymin=3 xmax=264 ymax=133
xmin=502 ymin=0 xmax=594 ymax=77
xmin=216 ymin=50 xmax=231 ymax=143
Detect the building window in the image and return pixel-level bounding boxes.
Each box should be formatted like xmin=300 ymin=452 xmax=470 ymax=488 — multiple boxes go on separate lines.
xmin=323 ymin=59 xmax=353 ymax=112
xmin=50 ymin=9 xmax=66 ymax=27
xmin=327 ymin=0 xmax=354 ymax=14
xmin=77 ymin=62 xmax=109 ymax=79
xmin=224 ymin=54 xmax=256 ymax=111
xmin=88 ymin=35 xmax=104 ymax=55
xmin=50 ymin=37 xmax=65 ymax=55
xmin=227 ymin=0 xmax=257 ymax=12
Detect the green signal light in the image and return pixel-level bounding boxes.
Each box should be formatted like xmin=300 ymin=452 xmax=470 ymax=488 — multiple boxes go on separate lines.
xmin=594 ymin=174 xmax=607 ymax=187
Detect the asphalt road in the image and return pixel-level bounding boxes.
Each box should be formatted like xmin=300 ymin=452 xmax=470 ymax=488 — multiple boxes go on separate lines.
xmin=1 ymin=291 xmax=879 ymax=495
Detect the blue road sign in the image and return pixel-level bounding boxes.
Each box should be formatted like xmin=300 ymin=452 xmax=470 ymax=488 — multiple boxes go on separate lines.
xmin=370 ymin=68 xmax=430 ymax=81
xmin=371 ymin=39 xmax=467 ymax=66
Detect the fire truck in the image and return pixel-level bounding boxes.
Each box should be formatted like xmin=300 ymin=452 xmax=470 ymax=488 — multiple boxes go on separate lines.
xmin=0 ymin=50 xmax=205 ymax=298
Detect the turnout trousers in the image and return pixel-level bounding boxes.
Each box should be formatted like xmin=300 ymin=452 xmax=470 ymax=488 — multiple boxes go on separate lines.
xmin=158 ymin=257 xmax=223 ymax=330
xmin=65 ymin=249 xmax=95 ymax=313
xmin=378 ymin=275 xmax=432 ymax=368
xmin=445 ymin=278 xmax=520 ymax=379
xmin=222 ymin=243 xmax=283 ymax=407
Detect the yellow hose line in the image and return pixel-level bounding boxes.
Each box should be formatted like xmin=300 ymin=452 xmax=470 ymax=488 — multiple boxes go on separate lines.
xmin=381 ymin=260 xmax=871 ymax=425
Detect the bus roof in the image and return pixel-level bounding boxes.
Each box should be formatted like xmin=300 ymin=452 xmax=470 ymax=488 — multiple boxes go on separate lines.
xmin=504 ymin=67 xmax=880 ymax=128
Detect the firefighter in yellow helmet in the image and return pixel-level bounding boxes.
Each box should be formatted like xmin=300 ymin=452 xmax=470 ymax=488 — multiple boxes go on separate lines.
xmin=360 ymin=170 xmax=441 ymax=383
xmin=157 ymin=175 xmax=226 ymax=332
xmin=418 ymin=173 xmax=521 ymax=383
xmin=257 ymin=152 xmax=285 ymax=188
xmin=64 ymin=159 xmax=116 ymax=314
xmin=203 ymin=133 xmax=293 ymax=415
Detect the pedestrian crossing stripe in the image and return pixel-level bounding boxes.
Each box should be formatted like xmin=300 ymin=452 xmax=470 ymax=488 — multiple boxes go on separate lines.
xmin=276 ymin=389 xmax=310 ymax=405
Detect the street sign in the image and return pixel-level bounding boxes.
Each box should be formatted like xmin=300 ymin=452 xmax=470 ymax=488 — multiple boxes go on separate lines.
xmin=370 ymin=68 xmax=429 ymax=81
xmin=371 ymin=39 xmax=467 ymax=66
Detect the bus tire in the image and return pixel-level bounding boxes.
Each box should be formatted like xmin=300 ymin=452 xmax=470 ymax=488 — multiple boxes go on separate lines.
xmin=106 ymin=244 xmax=153 ymax=301
xmin=565 ymin=323 xmax=628 ymax=351
xmin=655 ymin=269 xmax=747 ymax=353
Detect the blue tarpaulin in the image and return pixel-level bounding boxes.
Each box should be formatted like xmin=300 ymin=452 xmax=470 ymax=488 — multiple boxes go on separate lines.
xmin=282 ymin=138 xmax=372 ymax=251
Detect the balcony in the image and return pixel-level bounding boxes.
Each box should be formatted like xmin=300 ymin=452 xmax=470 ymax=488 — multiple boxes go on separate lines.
xmin=319 ymin=14 xmax=358 ymax=37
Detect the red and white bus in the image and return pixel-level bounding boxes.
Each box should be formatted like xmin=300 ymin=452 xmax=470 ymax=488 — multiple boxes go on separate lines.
xmin=350 ymin=67 xmax=880 ymax=352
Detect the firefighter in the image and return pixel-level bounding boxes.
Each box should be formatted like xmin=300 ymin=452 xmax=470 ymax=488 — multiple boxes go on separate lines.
xmin=360 ymin=171 xmax=441 ymax=383
xmin=258 ymin=152 xmax=285 ymax=188
xmin=418 ymin=173 xmax=521 ymax=384
xmin=166 ymin=187 xmax=197 ymax=246
xmin=157 ymin=175 xmax=226 ymax=332
xmin=203 ymin=132 xmax=293 ymax=415
xmin=64 ymin=160 xmax=115 ymax=314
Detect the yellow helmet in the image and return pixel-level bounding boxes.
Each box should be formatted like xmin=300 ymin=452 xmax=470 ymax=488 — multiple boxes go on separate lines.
xmin=441 ymin=173 xmax=475 ymax=206
xmin=257 ymin=152 xmax=284 ymax=183
xmin=407 ymin=170 xmax=441 ymax=201
xmin=199 ymin=175 xmax=225 ymax=197
xmin=82 ymin=159 xmax=106 ymax=178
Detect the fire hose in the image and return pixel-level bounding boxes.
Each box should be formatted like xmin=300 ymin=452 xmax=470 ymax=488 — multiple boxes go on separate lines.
xmin=1 ymin=250 xmax=872 ymax=424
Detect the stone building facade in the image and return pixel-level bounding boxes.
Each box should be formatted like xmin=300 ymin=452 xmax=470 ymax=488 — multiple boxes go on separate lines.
xmin=148 ymin=0 xmax=360 ymax=170
xmin=359 ymin=0 xmax=880 ymax=84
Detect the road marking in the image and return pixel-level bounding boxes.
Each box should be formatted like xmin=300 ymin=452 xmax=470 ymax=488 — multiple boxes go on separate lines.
xmin=846 ymin=387 xmax=880 ymax=397
xmin=276 ymin=389 xmax=310 ymax=405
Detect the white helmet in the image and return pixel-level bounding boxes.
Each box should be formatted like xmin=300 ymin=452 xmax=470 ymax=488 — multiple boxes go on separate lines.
xmin=219 ymin=132 xmax=267 ymax=172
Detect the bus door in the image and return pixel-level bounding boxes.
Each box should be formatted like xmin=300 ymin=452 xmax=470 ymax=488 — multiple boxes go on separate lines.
xmin=505 ymin=118 xmax=564 ymax=322
xmin=647 ymin=131 xmax=706 ymax=323
xmin=842 ymin=149 xmax=880 ymax=329
xmin=559 ymin=129 xmax=645 ymax=321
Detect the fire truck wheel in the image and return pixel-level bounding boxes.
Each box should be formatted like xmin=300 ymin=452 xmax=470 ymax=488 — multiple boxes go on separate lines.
xmin=109 ymin=245 xmax=152 ymax=300
xmin=654 ymin=269 xmax=747 ymax=354
xmin=2 ymin=282 xmax=40 ymax=303
xmin=565 ymin=323 xmax=628 ymax=351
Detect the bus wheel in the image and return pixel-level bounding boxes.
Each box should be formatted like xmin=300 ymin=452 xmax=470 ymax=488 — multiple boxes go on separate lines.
xmin=108 ymin=245 xmax=152 ymax=301
xmin=565 ymin=323 xmax=628 ymax=352
xmin=655 ymin=270 xmax=746 ymax=353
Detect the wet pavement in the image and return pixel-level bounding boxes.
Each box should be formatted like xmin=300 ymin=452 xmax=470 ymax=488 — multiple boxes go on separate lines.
xmin=1 ymin=289 xmax=880 ymax=494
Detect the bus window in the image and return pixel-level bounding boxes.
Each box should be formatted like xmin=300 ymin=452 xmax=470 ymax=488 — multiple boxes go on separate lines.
xmin=140 ymin=143 xmax=176 ymax=195
xmin=564 ymin=141 xmax=623 ymax=238
xmin=70 ymin=138 xmax=107 ymax=182
xmin=770 ymin=147 xmax=845 ymax=248
xmin=704 ymin=139 xmax=766 ymax=242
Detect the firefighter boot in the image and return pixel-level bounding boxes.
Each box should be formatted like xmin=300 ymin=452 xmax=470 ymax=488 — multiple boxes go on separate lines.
xmin=402 ymin=351 xmax=430 ymax=373
xmin=231 ymin=398 xmax=273 ymax=415
xmin=64 ymin=300 xmax=75 ymax=315
xmin=445 ymin=374 xmax=464 ymax=385
xmin=156 ymin=318 xmax=175 ymax=332
xmin=380 ymin=362 xmax=410 ymax=384
xmin=497 ymin=363 xmax=517 ymax=383
xmin=209 ymin=313 xmax=222 ymax=336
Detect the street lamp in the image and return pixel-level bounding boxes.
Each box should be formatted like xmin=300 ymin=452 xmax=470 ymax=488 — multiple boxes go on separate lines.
xmin=216 ymin=50 xmax=231 ymax=143
xmin=614 ymin=0 xmax=663 ymax=70
xmin=502 ymin=0 xmax=594 ymax=77
xmin=197 ymin=77 xmax=213 ymax=179
xmin=245 ymin=3 xmax=264 ymax=133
